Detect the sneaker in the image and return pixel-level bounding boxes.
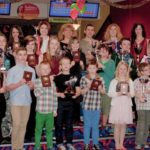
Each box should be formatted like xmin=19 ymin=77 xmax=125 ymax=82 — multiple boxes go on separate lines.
xmin=84 ymin=144 xmax=90 ymax=150
xmin=67 ymin=143 xmax=76 ymax=150
xmin=144 ymin=144 xmax=150 ymax=149
xmin=58 ymin=144 xmax=66 ymax=150
xmin=135 ymin=144 xmax=142 ymax=149
xmin=92 ymin=144 xmax=100 ymax=150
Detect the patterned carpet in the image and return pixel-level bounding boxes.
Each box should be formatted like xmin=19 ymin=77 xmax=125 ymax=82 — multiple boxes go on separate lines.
xmin=0 ymin=123 xmax=149 ymax=150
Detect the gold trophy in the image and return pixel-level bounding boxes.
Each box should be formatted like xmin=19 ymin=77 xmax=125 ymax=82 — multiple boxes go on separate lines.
xmin=116 ymin=81 xmax=129 ymax=95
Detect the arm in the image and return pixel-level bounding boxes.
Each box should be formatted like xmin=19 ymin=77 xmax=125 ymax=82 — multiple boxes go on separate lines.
xmin=108 ymin=79 xmax=118 ymax=98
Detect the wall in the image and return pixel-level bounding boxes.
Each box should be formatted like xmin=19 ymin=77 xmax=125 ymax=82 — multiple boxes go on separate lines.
xmin=110 ymin=1 xmax=150 ymax=38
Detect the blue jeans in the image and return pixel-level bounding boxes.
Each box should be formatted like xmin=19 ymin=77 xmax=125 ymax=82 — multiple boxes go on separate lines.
xmin=83 ymin=110 xmax=100 ymax=145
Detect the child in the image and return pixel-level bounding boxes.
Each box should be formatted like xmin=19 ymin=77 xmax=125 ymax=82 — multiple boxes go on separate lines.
xmin=6 ymin=47 xmax=35 ymax=150
xmin=34 ymin=62 xmax=58 ymax=150
xmin=54 ymin=57 xmax=80 ymax=150
xmin=134 ymin=62 xmax=150 ymax=149
xmin=97 ymin=44 xmax=115 ymax=127
xmin=108 ymin=61 xmax=135 ymax=150
xmin=80 ymin=61 xmax=105 ymax=150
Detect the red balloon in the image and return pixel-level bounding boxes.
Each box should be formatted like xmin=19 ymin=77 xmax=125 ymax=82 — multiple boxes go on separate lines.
xmin=77 ymin=0 xmax=85 ymax=10
xmin=70 ymin=9 xmax=79 ymax=20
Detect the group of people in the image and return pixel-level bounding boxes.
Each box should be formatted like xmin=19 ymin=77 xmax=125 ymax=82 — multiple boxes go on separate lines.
xmin=0 ymin=20 xmax=150 ymax=150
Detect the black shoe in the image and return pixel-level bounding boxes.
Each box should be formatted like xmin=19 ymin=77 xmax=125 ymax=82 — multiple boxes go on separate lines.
xmin=92 ymin=144 xmax=100 ymax=150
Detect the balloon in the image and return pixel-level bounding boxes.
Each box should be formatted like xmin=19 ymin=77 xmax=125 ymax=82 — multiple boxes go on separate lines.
xmin=70 ymin=9 xmax=79 ymax=20
xmin=77 ymin=0 xmax=85 ymax=10
xmin=70 ymin=3 xmax=77 ymax=9
xmin=80 ymin=5 xmax=86 ymax=14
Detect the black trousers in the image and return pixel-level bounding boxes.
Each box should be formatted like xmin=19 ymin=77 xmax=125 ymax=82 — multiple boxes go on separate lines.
xmin=55 ymin=101 xmax=73 ymax=145
xmin=0 ymin=94 xmax=6 ymax=143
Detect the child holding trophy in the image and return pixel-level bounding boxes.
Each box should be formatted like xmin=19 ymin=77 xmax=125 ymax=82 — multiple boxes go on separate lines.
xmin=80 ymin=61 xmax=105 ymax=150
xmin=108 ymin=61 xmax=135 ymax=150
xmin=134 ymin=62 xmax=150 ymax=149
xmin=34 ymin=61 xmax=58 ymax=150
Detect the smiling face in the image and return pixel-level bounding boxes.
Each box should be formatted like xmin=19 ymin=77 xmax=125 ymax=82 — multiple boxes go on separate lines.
xmin=109 ymin=25 xmax=117 ymax=38
xmin=118 ymin=63 xmax=128 ymax=78
xmin=63 ymin=27 xmax=73 ymax=40
xmin=84 ymin=26 xmax=95 ymax=38
xmin=120 ymin=40 xmax=131 ymax=53
xmin=87 ymin=64 xmax=97 ymax=77
xmin=135 ymin=25 xmax=143 ymax=36
xmin=40 ymin=24 xmax=49 ymax=36
xmin=49 ymin=38 xmax=59 ymax=55
xmin=12 ymin=27 xmax=19 ymax=41
xmin=16 ymin=49 xmax=27 ymax=65
xmin=70 ymin=39 xmax=79 ymax=52
xmin=40 ymin=63 xmax=51 ymax=76
xmin=60 ymin=58 xmax=71 ymax=73
xmin=26 ymin=40 xmax=36 ymax=54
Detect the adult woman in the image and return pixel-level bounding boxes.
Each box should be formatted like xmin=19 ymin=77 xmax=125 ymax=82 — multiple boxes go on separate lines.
xmin=58 ymin=23 xmax=76 ymax=56
xmin=36 ymin=20 xmax=51 ymax=56
xmin=131 ymin=23 xmax=150 ymax=66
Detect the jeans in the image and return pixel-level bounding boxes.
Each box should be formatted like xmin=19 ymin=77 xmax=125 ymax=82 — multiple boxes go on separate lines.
xmin=135 ymin=110 xmax=150 ymax=145
xmin=55 ymin=101 xmax=73 ymax=145
xmin=83 ymin=109 xmax=100 ymax=145
xmin=11 ymin=105 xmax=30 ymax=150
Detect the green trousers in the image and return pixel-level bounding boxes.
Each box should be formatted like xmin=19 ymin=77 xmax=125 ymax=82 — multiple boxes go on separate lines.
xmin=35 ymin=112 xmax=54 ymax=149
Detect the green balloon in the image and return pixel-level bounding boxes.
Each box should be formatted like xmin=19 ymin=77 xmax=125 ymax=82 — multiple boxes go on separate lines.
xmin=80 ymin=5 xmax=86 ymax=14
xmin=70 ymin=3 xmax=77 ymax=9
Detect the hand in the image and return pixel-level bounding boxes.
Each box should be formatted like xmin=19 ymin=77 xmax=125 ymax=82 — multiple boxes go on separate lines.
xmin=0 ymin=87 xmax=5 ymax=93
xmin=58 ymin=92 xmax=65 ymax=98
xmin=53 ymin=111 xmax=57 ymax=117
xmin=27 ymin=81 xmax=34 ymax=89
xmin=79 ymin=61 xmax=84 ymax=67
xmin=71 ymin=61 xmax=75 ymax=67
xmin=97 ymin=62 xmax=104 ymax=69
xmin=19 ymin=79 xmax=26 ymax=86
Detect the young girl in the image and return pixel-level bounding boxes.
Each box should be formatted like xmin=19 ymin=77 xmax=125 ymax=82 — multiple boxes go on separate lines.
xmin=97 ymin=44 xmax=115 ymax=127
xmin=80 ymin=61 xmax=105 ymax=150
xmin=24 ymin=35 xmax=38 ymax=68
xmin=108 ymin=61 xmax=135 ymax=150
xmin=39 ymin=35 xmax=61 ymax=75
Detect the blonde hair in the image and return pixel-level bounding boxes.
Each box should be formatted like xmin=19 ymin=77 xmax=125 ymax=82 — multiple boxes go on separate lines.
xmin=115 ymin=61 xmax=130 ymax=81
xmin=58 ymin=24 xmax=76 ymax=41
xmin=104 ymin=23 xmax=123 ymax=41
xmin=45 ymin=35 xmax=60 ymax=63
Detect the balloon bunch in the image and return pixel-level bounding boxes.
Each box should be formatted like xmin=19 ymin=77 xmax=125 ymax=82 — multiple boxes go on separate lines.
xmin=70 ymin=0 xmax=86 ymax=20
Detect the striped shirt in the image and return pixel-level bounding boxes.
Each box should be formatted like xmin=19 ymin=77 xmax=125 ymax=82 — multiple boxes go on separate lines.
xmin=134 ymin=77 xmax=150 ymax=110
xmin=34 ymin=78 xmax=58 ymax=113
xmin=80 ymin=75 xmax=105 ymax=110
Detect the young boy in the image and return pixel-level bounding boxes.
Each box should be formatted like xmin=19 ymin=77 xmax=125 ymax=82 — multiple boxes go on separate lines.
xmin=80 ymin=61 xmax=105 ymax=150
xmin=134 ymin=62 xmax=150 ymax=149
xmin=54 ymin=57 xmax=80 ymax=150
xmin=119 ymin=38 xmax=137 ymax=80
xmin=6 ymin=47 xmax=35 ymax=150
xmin=34 ymin=61 xmax=58 ymax=150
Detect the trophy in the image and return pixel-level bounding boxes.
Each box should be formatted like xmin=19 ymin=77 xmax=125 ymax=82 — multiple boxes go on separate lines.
xmin=27 ymin=54 xmax=36 ymax=67
xmin=64 ymin=77 xmax=77 ymax=97
xmin=90 ymin=79 xmax=102 ymax=91
xmin=0 ymin=48 xmax=6 ymax=71
xmin=23 ymin=71 xmax=32 ymax=82
xmin=139 ymin=77 xmax=149 ymax=102
xmin=41 ymin=75 xmax=51 ymax=87
xmin=116 ymin=81 xmax=129 ymax=95
xmin=134 ymin=44 xmax=142 ymax=63
xmin=72 ymin=51 xmax=80 ymax=62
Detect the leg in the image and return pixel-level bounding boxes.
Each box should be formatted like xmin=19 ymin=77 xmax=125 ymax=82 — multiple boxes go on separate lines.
xmin=65 ymin=107 xmax=73 ymax=144
xmin=91 ymin=110 xmax=100 ymax=145
xmin=83 ymin=110 xmax=91 ymax=145
xmin=135 ymin=110 xmax=146 ymax=145
xmin=18 ymin=106 xmax=30 ymax=149
xmin=114 ymin=124 xmax=121 ymax=149
xmin=11 ymin=105 xmax=23 ymax=149
xmin=55 ymin=107 xmax=64 ymax=145
xmin=35 ymin=112 xmax=45 ymax=149
xmin=45 ymin=113 xmax=54 ymax=149
xmin=120 ymin=124 xmax=126 ymax=149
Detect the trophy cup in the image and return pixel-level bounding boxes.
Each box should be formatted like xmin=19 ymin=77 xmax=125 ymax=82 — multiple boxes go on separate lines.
xmin=23 ymin=71 xmax=32 ymax=82
xmin=116 ymin=81 xmax=129 ymax=95
xmin=90 ymin=79 xmax=102 ymax=91
xmin=139 ymin=77 xmax=149 ymax=102
xmin=41 ymin=75 xmax=51 ymax=87
xmin=64 ymin=77 xmax=77 ymax=97
xmin=0 ymin=48 xmax=6 ymax=72
xmin=72 ymin=51 xmax=80 ymax=62
xmin=134 ymin=44 xmax=142 ymax=63
xmin=27 ymin=54 xmax=36 ymax=67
